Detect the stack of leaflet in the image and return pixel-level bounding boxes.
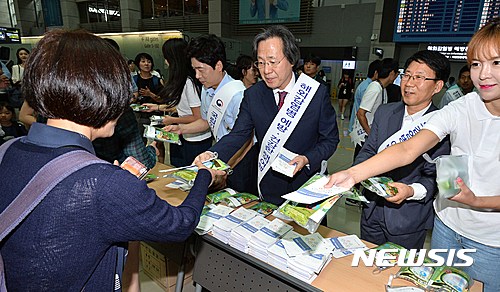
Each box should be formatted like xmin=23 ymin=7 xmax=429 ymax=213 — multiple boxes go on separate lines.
xmin=329 ymin=234 xmax=367 ymax=258
xmin=229 ymin=216 xmax=270 ymax=253
xmin=266 ymin=231 xmax=301 ymax=272
xmin=286 ymin=233 xmax=335 ymax=284
xmin=212 ymin=207 xmax=258 ymax=244
xmin=248 ymin=218 xmax=293 ymax=263
xmin=282 ymin=233 xmax=325 ymax=257
xmin=195 ymin=205 xmax=233 ymax=235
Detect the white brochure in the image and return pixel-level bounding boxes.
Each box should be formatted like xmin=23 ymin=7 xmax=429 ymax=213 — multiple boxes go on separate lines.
xmin=282 ymin=232 xmax=326 ymax=257
xmin=329 ymin=234 xmax=368 ymax=259
xmin=251 ymin=218 xmax=293 ymax=248
xmin=282 ymin=175 xmax=349 ymax=204
xmin=195 ymin=205 xmax=233 ymax=235
xmin=271 ymin=147 xmax=298 ymax=177
xmin=213 ymin=207 xmax=258 ymax=232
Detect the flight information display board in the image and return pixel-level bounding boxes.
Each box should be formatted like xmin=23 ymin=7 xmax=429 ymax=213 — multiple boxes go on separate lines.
xmin=0 ymin=27 xmax=21 ymax=44
xmin=394 ymin=0 xmax=500 ymax=43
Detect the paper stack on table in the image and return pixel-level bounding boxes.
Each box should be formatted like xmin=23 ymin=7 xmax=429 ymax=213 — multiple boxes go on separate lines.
xmin=229 ymin=216 xmax=270 ymax=253
xmin=195 ymin=205 xmax=233 ymax=235
xmin=287 ymin=234 xmax=334 ymax=284
xmin=329 ymin=234 xmax=367 ymax=258
xmin=248 ymin=218 xmax=293 ymax=263
xmin=266 ymin=231 xmax=301 ymax=272
xmin=212 ymin=207 xmax=258 ymax=244
xmin=282 ymin=233 xmax=325 ymax=257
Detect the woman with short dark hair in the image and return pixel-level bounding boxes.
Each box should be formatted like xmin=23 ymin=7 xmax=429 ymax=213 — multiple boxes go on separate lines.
xmin=0 ymin=29 xmax=222 ymax=291
xmin=133 ymin=52 xmax=163 ymax=104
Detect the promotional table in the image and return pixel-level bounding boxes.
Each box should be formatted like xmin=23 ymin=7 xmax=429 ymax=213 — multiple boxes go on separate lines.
xmin=147 ymin=163 xmax=483 ymax=292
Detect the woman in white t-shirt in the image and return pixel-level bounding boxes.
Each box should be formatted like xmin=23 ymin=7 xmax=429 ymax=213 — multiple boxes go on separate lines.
xmin=327 ymin=18 xmax=500 ymax=290
xmin=144 ymin=38 xmax=212 ymax=166
xmin=11 ymin=48 xmax=30 ymax=85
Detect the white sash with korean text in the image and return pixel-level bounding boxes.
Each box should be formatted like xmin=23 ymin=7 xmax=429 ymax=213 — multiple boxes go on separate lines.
xmin=377 ymin=111 xmax=436 ymax=153
xmin=207 ymin=80 xmax=246 ymax=141
xmin=257 ymin=74 xmax=320 ymax=197
xmin=349 ymin=119 xmax=366 ymax=146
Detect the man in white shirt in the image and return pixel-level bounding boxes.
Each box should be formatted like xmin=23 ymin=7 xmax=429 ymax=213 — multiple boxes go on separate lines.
xmin=352 ymin=58 xmax=399 ymax=157
xmin=353 ymin=50 xmax=451 ymax=249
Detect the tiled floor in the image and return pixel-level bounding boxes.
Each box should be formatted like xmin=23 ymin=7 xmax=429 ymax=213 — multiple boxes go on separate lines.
xmin=139 ymin=103 xmax=431 ymax=291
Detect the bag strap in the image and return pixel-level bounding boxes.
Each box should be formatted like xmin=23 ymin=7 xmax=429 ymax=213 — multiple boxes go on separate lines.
xmin=0 ymin=137 xmax=22 ymax=163
xmin=0 ymin=145 xmax=107 ymax=291
xmin=0 ymin=149 xmax=106 ymax=241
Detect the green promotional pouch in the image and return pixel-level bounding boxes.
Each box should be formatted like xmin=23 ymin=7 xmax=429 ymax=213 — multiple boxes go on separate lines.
xmin=249 ymin=202 xmax=278 ymax=216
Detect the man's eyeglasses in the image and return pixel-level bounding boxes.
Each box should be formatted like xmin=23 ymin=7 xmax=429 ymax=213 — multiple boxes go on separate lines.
xmin=400 ymin=73 xmax=440 ymax=83
xmin=254 ymin=56 xmax=286 ymax=69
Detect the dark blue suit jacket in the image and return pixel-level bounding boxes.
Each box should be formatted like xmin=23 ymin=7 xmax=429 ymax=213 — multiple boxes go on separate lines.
xmin=355 ymin=102 xmax=450 ymax=235
xmin=211 ymin=80 xmax=339 ymax=205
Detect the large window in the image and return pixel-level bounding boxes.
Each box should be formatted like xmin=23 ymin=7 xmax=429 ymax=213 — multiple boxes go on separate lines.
xmin=142 ymin=0 xmax=208 ymax=18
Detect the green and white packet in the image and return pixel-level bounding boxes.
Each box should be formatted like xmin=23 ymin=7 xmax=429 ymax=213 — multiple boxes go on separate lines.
xmin=221 ymin=193 xmax=259 ymax=207
xmin=397 ymin=264 xmax=473 ymax=292
xmin=341 ymin=188 xmax=370 ymax=203
xmin=143 ymin=125 xmax=181 ymax=145
xmin=249 ymin=202 xmax=278 ymax=217
xmin=277 ymin=174 xmax=342 ymax=233
xmin=361 ymin=176 xmax=398 ymax=198
xmin=130 ymin=103 xmax=149 ymax=111
xmin=278 ymin=195 xmax=340 ymax=234
xmin=165 ymin=159 xmax=231 ymax=186
xmin=427 ymin=266 xmax=472 ymax=292
xmin=206 ymin=188 xmax=238 ymax=204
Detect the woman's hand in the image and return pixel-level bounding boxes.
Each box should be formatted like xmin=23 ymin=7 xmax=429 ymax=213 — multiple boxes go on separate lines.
xmin=449 ymin=177 xmax=478 ymax=206
xmin=195 ymin=160 xmax=227 ymax=189
xmin=139 ymin=86 xmax=153 ymax=97
xmin=141 ymin=103 xmax=161 ymax=112
xmin=163 ymin=124 xmax=182 ymax=134
xmin=162 ymin=115 xmax=174 ymax=126
xmin=325 ymin=170 xmax=356 ymax=189
xmin=149 ymin=141 xmax=160 ymax=156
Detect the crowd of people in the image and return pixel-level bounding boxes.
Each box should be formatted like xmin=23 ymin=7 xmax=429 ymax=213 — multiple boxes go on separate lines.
xmin=0 ymin=16 xmax=499 ymax=292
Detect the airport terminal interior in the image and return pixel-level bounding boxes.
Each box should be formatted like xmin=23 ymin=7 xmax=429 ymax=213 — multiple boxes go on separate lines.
xmin=1 ymin=0 xmax=498 ymax=291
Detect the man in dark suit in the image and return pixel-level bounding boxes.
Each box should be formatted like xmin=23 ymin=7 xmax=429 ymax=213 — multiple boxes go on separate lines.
xmin=355 ymin=50 xmax=451 ymax=249
xmin=194 ymin=25 xmax=339 ymax=205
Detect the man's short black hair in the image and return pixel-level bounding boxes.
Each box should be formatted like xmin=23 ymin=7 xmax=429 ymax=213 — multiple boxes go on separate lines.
xmin=458 ymin=65 xmax=470 ymax=78
xmin=187 ymin=34 xmax=227 ymax=70
xmin=367 ymin=60 xmax=382 ymax=78
xmin=404 ymin=50 xmax=450 ymax=82
xmin=378 ymin=58 xmax=399 ymax=79
xmin=303 ymin=54 xmax=321 ymax=66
